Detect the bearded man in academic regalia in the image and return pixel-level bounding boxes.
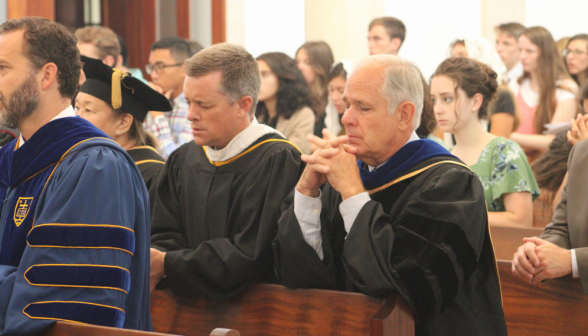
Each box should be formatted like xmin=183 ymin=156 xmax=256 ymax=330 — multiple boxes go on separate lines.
xmin=149 ymin=43 xmax=304 ymax=298
xmin=273 ymin=55 xmax=507 ymax=336
xmin=0 ymin=18 xmax=152 ymax=334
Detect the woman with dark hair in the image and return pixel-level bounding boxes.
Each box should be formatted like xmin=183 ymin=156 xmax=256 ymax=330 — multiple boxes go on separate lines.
xmin=295 ymin=41 xmax=334 ymax=136
xmin=431 ymin=57 xmax=539 ymax=227
xmin=76 ymin=56 xmax=170 ymax=189
xmin=257 ymin=52 xmax=315 ymax=154
xmin=564 ymin=34 xmax=588 ymax=88
xmin=509 ymin=27 xmax=578 ymax=158
xmin=324 ymin=61 xmax=354 ymax=136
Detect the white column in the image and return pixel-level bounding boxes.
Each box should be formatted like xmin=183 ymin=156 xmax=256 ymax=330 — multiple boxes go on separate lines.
xmin=305 ymin=0 xmax=385 ymax=62
xmin=481 ymin=0 xmax=526 ymax=45
xmin=189 ymin=0 xmax=212 ymax=47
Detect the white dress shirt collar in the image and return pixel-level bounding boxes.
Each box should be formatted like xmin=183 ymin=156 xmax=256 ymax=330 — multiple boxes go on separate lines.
xmin=204 ymin=117 xmax=282 ymax=163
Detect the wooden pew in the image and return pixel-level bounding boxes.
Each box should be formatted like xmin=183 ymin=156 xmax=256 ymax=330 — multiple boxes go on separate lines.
xmin=490 ymin=225 xmax=545 ymax=260
xmin=150 ymin=284 xmax=415 ymax=336
xmin=498 ymin=260 xmax=588 ymax=336
xmin=41 ymin=321 xmax=240 ymax=336
xmin=41 ymin=321 xmax=180 ymax=336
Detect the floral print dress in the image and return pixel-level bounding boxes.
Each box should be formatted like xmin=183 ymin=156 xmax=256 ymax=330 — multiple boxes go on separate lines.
xmin=470 ymin=137 xmax=540 ymax=211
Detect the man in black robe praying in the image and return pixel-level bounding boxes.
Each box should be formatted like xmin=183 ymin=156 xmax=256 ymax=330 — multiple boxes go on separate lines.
xmin=149 ymin=43 xmax=304 ymax=299
xmin=274 ymin=55 xmax=507 ymax=336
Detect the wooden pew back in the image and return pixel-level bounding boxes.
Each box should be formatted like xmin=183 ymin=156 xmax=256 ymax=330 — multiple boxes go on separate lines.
xmin=490 ymin=226 xmax=545 ymax=260
xmin=150 ymin=284 xmax=414 ymax=336
xmin=498 ymin=260 xmax=588 ymax=336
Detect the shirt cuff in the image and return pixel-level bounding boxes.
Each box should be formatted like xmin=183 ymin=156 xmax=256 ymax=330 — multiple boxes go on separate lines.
xmin=294 ymin=189 xmax=322 ymax=223
xmin=294 ymin=189 xmax=323 ymax=260
xmin=572 ymin=249 xmax=579 ymax=278
xmin=339 ymin=192 xmax=370 ymax=234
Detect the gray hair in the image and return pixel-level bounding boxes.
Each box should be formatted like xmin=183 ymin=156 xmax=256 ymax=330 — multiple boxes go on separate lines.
xmin=354 ymin=55 xmax=424 ymax=129
xmin=184 ymin=43 xmax=260 ymax=115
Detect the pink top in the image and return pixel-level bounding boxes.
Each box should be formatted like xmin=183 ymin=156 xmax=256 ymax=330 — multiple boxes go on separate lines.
xmin=515 ymin=90 xmax=537 ymax=135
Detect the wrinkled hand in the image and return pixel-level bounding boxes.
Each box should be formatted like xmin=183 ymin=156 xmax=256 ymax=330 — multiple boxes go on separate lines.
xmin=296 ymin=130 xmax=344 ymax=197
xmin=524 ymin=237 xmax=572 ymax=284
xmin=567 ymin=114 xmax=588 ymax=146
xmin=150 ymin=248 xmax=166 ymax=293
xmin=302 ymin=130 xmax=364 ymax=200
xmin=512 ymin=240 xmax=540 ymax=281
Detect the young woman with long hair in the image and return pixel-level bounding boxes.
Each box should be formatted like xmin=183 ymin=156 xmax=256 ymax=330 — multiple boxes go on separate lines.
xmin=256 ymin=52 xmax=315 ymax=154
xmin=295 ymin=41 xmax=334 ymax=136
xmin=431 ymin=57 xmax=539 ymax=227
xmin=509 ymin=27 xmax=578 ymax=158
xmin=564 ymin=34 xmax=588 ymax=88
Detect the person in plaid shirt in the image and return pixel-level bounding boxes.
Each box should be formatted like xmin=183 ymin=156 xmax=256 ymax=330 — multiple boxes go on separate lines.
xmin=144 ymin=37 xmax=194 ymax=158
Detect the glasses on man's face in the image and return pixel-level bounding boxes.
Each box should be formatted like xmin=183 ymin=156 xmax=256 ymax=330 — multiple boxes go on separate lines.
xmin=563 ymin=49 xmax=588 ymax=57
xmin=145 ymin=62 xmax=183 ymax=75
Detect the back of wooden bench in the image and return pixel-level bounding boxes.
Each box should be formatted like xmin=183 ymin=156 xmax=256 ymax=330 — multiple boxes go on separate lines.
xmin=497 ymin=260 xmax=588 ymax=336
xmin=490 ymin=226 xmax=545 ymax=260
xmin=150 ymin=283 xmax=414 ymax=336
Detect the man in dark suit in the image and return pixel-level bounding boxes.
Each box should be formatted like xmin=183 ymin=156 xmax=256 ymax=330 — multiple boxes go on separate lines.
xmin=513 ymin=139 xmax=588 ymax=292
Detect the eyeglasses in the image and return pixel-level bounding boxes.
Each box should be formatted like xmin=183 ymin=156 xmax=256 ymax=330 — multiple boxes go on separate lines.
xmin=563 ymin=49 xmax=587 ymax=57
xmin=145 ymin=62 xmax=183 ymax=75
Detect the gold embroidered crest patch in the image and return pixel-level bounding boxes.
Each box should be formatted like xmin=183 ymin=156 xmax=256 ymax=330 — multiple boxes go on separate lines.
xmin=14 ymin=197 xmax=33 ymax=227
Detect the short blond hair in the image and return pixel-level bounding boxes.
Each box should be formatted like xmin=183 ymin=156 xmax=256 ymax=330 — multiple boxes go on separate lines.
xmin=184 ymin=43 xmax=260 ymax=115
xmin=75 ymin=26 xmax=120 ymax=61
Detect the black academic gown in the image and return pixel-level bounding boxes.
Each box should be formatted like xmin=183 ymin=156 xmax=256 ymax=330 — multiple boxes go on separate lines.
xmin=274 ymin=141 xmax=507 ymax=336
xmin=151 ymin=133 xmax=304 ymax=299
xmin=127 ymin=146 xmax=165 ymax=191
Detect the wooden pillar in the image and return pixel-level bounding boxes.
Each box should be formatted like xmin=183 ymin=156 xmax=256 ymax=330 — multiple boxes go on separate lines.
xmin=176 ymin=0 xmax=190 ymax=39
xmin=211 ymin=0 xmax=225 ymax=44
xmin=7 ymin=0 xmax=55 ymax=20
xmin=102 ymin=0 xmax=156 ymax=78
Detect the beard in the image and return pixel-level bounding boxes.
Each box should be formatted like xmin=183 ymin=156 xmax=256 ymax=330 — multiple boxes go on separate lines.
xmin=0 ymin=72 xmax=40 ymax=129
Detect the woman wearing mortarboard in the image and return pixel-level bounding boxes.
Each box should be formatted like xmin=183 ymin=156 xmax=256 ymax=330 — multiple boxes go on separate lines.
xmin=76 ymin=56 xmax=172 ymax=190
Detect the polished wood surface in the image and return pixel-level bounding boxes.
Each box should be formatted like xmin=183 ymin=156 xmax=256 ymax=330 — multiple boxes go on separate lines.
xmin=490 ymin=225 xmax=545 ymax=260
xmin=7 ymin=0 xmax=55 ymax=20
xmin=498 ymin=260 xmax=588 ymax=336
xmin=176 ymin=0 xmax=190 ymax=39
xmin=211 ymin=0 xmax=226 ymax=44
xmin=102 ymin=0 xmax=156 ymax=78
xmin=151 ymin=283 xmax=415 ymax=336
xmin=41 ymin=321 xmax=178 ymax=336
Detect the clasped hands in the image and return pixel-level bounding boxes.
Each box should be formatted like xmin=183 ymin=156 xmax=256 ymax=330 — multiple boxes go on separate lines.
xmin=567 ymin=113 xmax=588 ymax=146
xmin=512 ymin=237 xmax=572 ymax=284
xmin=296 ymin=130 xmax=365 ymax=200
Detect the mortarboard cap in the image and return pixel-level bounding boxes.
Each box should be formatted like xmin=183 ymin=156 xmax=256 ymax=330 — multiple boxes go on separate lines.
xmin=79 ymin=56 xmax=172 ymax=122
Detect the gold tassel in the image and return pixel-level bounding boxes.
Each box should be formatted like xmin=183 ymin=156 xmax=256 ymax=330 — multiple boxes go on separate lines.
xmin=111 ymin=69 xmax=127 ymax=109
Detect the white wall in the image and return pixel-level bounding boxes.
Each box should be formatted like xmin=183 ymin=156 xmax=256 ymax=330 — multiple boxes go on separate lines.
xmin=385 ymin=0 xmax=482 ymax=79
xmin=525 ymin=0 xmax=588 ymax=40
xmin=190 ymin=0 xmax=212 ymax=47
xmin=242 ymin=0 xmax=305 ymax=58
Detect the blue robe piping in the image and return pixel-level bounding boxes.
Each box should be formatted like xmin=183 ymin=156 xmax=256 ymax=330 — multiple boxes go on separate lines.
xmin=358 ymin=139 xmax=456 ymax=191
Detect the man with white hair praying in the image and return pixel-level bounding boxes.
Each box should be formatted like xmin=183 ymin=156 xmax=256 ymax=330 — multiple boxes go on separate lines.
xmin=274 ymin=55 xmax=507 ymax=336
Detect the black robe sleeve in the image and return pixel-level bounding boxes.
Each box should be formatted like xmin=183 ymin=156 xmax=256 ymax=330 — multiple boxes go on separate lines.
xmin=342 ymin=167 xmax=487 ymax=320
xmin=151 ymin=146 xmax=303 ymax=298
xmin=273 ymin=185 xmax=347 ymax=290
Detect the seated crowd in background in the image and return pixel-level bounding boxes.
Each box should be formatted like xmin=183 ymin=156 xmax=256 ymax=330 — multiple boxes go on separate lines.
xmin=2 ymin=11 xmax=588 ymax=336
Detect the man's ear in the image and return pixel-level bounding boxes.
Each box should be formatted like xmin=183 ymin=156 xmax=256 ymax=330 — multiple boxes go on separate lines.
xmin=103 ymin=55 xmax=116 ymax=67
xmin=396 ymin=101 xmax=416 ymax=131
xmin=237 ymin=95 xmax=253 ymax=118
xmin=391 ymin=37 xmax=402 ymax=53
xmin=39 ymin=63 xmax=58 ymax=92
